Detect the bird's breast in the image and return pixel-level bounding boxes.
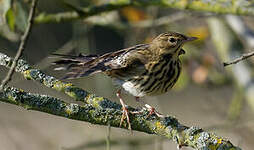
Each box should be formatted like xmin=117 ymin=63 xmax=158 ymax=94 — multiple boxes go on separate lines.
xmin=128 ymin=59 xmax=182 ymax=96
xmin=122 ymin=81 xmax=146 ymax=97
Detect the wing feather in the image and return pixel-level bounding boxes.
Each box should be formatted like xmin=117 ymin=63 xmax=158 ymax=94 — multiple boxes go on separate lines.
xmin=52 ymin=44 xmax=150 ymax=79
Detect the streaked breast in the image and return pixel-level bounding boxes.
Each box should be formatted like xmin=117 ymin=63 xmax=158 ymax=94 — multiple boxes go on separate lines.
xmin=130 ymin=58 xmax=182 ymax=96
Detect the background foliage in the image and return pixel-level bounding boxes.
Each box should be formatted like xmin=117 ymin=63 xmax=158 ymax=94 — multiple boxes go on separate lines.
xmin=0 ymin=0 xmax=254 ymax=150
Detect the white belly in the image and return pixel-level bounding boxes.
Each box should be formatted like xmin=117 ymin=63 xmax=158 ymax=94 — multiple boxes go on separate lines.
xmin=122 ymin=81 xmax=145 ymax=97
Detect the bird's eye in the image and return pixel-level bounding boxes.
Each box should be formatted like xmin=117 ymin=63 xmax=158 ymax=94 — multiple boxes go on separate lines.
xmin=169 ymin=37 xmax=176 ymax=43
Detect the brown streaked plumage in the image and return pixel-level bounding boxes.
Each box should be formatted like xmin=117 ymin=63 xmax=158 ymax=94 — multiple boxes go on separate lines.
xmin=52 ymin=32 xmax=197 ymax=130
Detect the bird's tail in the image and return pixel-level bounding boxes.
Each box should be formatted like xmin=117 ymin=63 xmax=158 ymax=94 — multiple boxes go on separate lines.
xmin=51 ymin=49 xmax=127 ymax=79
xmin=51 ymin=53 xmax=98 ymax=66
xmin=51 ymin=53 xmax=101 ymax=78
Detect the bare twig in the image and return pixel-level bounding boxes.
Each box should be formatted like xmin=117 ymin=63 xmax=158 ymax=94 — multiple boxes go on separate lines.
xmin=106 ymin=124 xmax=111 ymax=150
xmin=0 ymin=0 xmax=38 ymax=91
xmin=223 ymin=51 xmax=254 ymax=67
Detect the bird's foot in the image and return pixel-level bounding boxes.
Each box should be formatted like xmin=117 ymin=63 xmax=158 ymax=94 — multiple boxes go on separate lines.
xmin=130 ymin=104 xmax=165 ymax=118
xmin=120 ymin=105 xmax=131 ymax=130
xmin=117 ymin=90 xmax=132 ymax=130
xmin=134 ymin=97 xmax=164 ymax=118
xmin=145 ymin=104 xmax=164 ymax=118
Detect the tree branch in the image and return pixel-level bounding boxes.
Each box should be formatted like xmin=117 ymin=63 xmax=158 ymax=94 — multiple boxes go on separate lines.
xmin=0 ymin=0 xmax=38 ymax=90
xmin=84 ymin=12 xmax=186 ymax=29
xmin=0 ymin=52 xmax=241 ymax=150
xmin=34 ymin=0 xmax=254 ymax=24
xmin=223 ymin=51 xmax=254 ymax=67
xmin=34 ymin=1 xmax=131 ymax=24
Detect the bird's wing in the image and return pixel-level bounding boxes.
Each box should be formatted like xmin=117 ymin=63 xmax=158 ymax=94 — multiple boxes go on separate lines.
xmin=52 ymin=44 xmax=150 ymax=79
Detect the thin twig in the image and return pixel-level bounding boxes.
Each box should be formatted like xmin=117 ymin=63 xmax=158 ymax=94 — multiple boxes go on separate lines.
xmin=223 ymin=51 xmax=254 ymax=67
xmin=106 ymin=124 xmax=111 ymax=150
xmin=0 ymin=0 xmax=38 ymax=91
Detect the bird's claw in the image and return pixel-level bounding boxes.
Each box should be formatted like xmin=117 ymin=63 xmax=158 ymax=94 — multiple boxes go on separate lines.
xmin=145 ymin=104 xmax=165 ymax=118
xmin=120 ymin=105 xmax=131 ymax=130
xmin=117 ymin=90 xmax=132 ymax=130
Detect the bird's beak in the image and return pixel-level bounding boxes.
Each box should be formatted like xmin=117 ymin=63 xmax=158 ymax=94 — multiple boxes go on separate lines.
xmin=183 ymin=36 xmax=198 ymax=43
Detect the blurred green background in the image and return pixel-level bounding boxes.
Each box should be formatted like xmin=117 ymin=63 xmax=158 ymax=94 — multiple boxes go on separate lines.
xmin=0 ymin=0 xmax=254 ymax=150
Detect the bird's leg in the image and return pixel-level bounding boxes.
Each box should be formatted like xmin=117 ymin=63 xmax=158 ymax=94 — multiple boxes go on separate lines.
xmin=144 ymin=104 xmax=164 ymax=118
xmin=116 ymin=89 xmax=131 ymax=130
xmin=134 ymin=97 xmax=164 ymax=118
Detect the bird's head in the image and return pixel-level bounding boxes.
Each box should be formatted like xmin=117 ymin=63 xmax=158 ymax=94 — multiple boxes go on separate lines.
xmin=151 ymin=32 xmax=197 ymax=57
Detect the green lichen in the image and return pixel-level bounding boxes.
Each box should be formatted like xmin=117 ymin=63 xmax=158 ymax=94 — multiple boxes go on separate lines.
xmin=64 ymin=86 xmax=87 ymax=101
xmin=53 ymin=80 xmax=68 ymax=91
xmin=65 ymin=103 xmax=80 ymax=115
xmin=23 ymin=70 xmax=32 ymax=80
xmin=16 ymin=59 xmax=30 ymax=72
xmin=0 ymin=53 xmax=11 ymax=66
xmin=88 ymin=94 xmax=105 ymax=107
xmin=42 ymin=76 xmax=56 ymax=87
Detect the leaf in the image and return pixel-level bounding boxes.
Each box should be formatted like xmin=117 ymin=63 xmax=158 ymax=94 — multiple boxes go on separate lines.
xmin=13 ymin=1 xmax=28 ymax=32
xmin=0 ymin=0 xmax=12 ymax=23
xmin=5 ymin=8 xmax=15 ymax=31
xmin=121 ymin=7 xmax=147 ymax=22
xmin=0 ymin=0 xmax=19 ymax=41
xmin=1 ymin=1 xmax=28 ymax=32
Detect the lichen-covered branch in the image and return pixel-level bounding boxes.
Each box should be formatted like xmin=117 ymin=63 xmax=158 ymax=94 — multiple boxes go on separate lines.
xmin=0 ymin=52 xmax=241 ymax=150
xmin=0 ymin=86 xmax=240 ymax=150
xmin=34 ymin=0 xmax=254 ymax=24
xmin=0 ymin=52 xmax=87 ymax=102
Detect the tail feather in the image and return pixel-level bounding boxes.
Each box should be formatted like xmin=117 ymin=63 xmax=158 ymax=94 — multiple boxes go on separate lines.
xmin=51 ymin=53 xmax=98 ymax=65
xmin=51 ymin=53 xmax=112 ymax=79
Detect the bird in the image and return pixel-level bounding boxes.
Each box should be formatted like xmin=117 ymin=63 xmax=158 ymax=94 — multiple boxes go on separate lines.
xmin=52 ymin=32 xmax=197 ymax=130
